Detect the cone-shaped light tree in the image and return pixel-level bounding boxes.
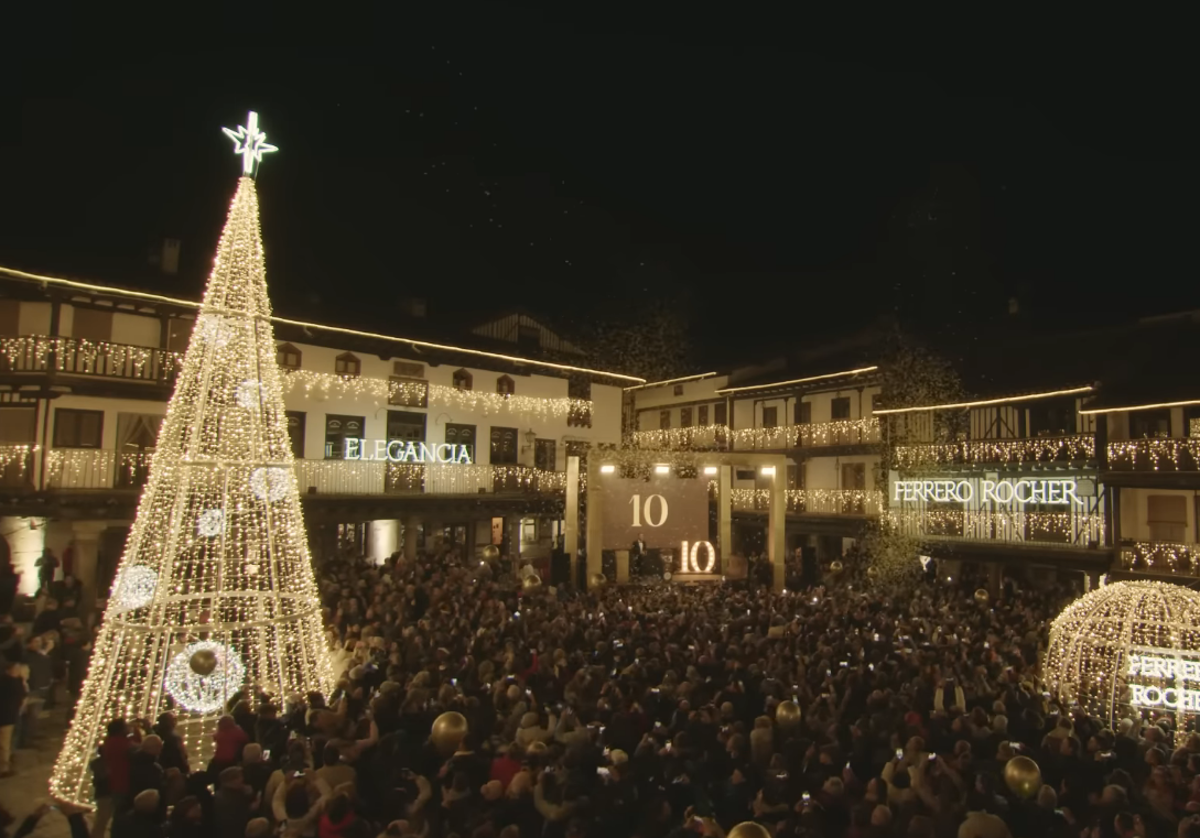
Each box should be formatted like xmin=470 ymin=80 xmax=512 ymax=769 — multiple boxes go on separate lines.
xmin=51 ymin=113 xmax=334 ymax=806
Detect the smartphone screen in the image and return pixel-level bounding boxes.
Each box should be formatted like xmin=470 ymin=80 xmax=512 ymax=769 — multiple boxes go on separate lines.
xmin=895 ymin=748 xmax=904 ymax=760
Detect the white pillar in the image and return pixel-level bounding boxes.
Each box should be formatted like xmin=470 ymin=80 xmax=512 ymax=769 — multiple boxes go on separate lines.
xmin=768 ymin=464 xmax=786 ymax=593
xmin=1 ymin=516 xmax=47 ymax=596
xmin=403 ymin=516 xmax=419 ymax=562
xmin=719 ymin=465 xmax=732 ymax=574
xmin=368 ymin=520 xmax=400 ymax=564
xmin=565 ymin=456 xmax=581 ymax=584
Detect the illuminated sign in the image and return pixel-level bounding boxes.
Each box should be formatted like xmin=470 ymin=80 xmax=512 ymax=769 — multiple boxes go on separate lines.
xmin=679 ymin=540 xmax=717 ymax=574
xmin=342 ymin=438 xmax=473 ymax=464
xmin=892 ymin=478 xmax=1083 ymax=506
xmin=1127 ymin=653 xmax=1200 ymax=711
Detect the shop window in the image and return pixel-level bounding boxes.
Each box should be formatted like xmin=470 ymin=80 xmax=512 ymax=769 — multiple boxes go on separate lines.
xmin=54 ymin=408 xmax=104 ymax=449
xmin=334 ymin=352 xmax=361 ymax=377
xmin=452 ymin=368 xmax=473 ymax=391
xmin=497 ymin=375 xmax=515 ymax=396
xmin=277 ymin=343 xmax=301 ymax=370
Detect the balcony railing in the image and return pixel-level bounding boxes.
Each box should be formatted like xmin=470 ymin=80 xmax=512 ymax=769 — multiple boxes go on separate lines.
xmin=43 ymin=449 xmax=154 ymax=490
xmin=893 ymin=434 xmax=1096 ymax=470
xmin=632 ymin=419 xmax=880 ymax=452
xmin=1108 ymin=438 xmax=1200 ymax=472
xmin=729 ymin=488 xmax=883 ymax=516
xmin=628 ymin=426 xmax=727 ymax=450
xmin=1120 ymin=541 xmax=1200 ymax=576
xmin=0 ymin=335 xmax=182 ymax=384
xmin=294 ymin=461 xmax=568 ymax=496
xmin=0 ymin=444 xmax=36 ymax=488
xmin=886 ymin=508 xmax=1104 ymax=548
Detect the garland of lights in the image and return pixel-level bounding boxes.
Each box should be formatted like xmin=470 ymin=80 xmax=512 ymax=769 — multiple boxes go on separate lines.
xmin=1109 ymin=439 xmax=1200 ymax=471
xmin=50 ymin=174 xmax=335 ymax=808
xmin=885 ymin=508 xmax=1103 ymax=544
xmin=44 ymin=449 xmax=155 ymax=488
xmin=893 ymin=435 xmax=1096 ymax=469
xmin=728 ymin=488 xmax=883 ymax=515
xmin=0 ymin=335 xmax=183 ymax=378
xmin=1044 ymin=581 xmax=1200 ymax=727
xmin=1122 ymin=542 xmax=1200 ymax=575
xmin=293 ymin=460 xmax=568 ymax=496
xmin=279 ymin=369 xmax=592 ymax=419
xmin=628 ymin=419 xmax=879 ymax=451
xmin=0 ymin=444 xmax=36 ymax=473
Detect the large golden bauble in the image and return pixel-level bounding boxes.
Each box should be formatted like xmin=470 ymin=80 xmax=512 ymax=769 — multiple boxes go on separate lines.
xmin=589 ymin=572 xmax=607 ymax=588
xmin=1003 ymin=755 xmax=1042 ymax=798
xmin=865 ymin=566 xmax=878 ymax=578
xmin=481 ymin=544 xmax=500 ymax=561
xmin=974 ymin=588 xmax=990 ymax=604
xmin=829 ymin=560 xmax=844 ymax=574
xmin=728 ymin=822 xmax=772 ymax=838
xmin=522 ymin=573 xmax=542 ymax=590
xmin=431 ymin=711 xmax=469 ymax=756
xmin=189 ymin=649 xmax=218 ymax=676
xmin=775 ymin=700 xmax=802 ymax=730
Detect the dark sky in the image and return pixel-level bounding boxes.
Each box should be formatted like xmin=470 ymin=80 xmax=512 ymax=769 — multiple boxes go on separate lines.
xmin=2 ymin=9 xmax=1196 ymax=366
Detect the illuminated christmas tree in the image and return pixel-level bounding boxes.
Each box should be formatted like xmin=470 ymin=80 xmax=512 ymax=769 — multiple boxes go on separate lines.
xmin=51 ymin=113 xmax=334 ymax=806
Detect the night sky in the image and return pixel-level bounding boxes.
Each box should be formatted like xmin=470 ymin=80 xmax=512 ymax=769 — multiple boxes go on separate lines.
xmin=2 ymin=10 xmax=1196 ymax=368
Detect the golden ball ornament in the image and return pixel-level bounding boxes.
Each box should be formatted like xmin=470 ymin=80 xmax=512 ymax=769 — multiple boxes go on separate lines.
xmin=589 ymin=572 xmax=607 ymax=588
xmin=974 ymin=588 xmax=990 ymax=604
xmin=865 ymin=566 xmax=878 ymax=578
xmin=189 ymin=648 xmax=218 ymax=676
xmin=522 ymin=573 xmax=542 ymax=590
xmin=526 ymin=740 xmax=548 ymax=756
xmin=1003 ymin=755 xmax=1042 ymax=798
xmin=775 ymin=699 xmax=802 ymax=730
xmin=431 ymin=711 xmax=469 ymax=756
xmin=829 ymin=560 xmax=844 ymax=574
xmin=481 ymin=544 xmax=500 ymax=561
xmin=728 ymin=823 xmax=772 ymax=838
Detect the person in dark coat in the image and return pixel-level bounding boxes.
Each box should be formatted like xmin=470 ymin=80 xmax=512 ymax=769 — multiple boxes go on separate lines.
xmin=111 ymin=790 xmax=164 ymax=838
xmin=0 ymin=661 xmax=28 ymax=777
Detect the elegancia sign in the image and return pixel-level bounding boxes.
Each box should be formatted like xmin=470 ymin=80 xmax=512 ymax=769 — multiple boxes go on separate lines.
xmin=342 ymin=438 xmax=473 ymax=464
xmin=892 ymin=478 xmax=1083 ymax=506
xmin=1127 ymin=654 xmax=1200 ymax=712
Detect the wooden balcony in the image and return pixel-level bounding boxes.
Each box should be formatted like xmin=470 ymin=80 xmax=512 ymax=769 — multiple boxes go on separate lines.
xmin=893 ymin=434 xmax=1096 ymax=470
xmin=0 ymin=334 xmax=181 ymax=385
xmin=632 ymin=419 xmax=880 ymax=453
xmin=628 ymin=425 xmax=728 ymax=450
xmin=1120 ymin=541 xmax=1200 ymax=577
xmin=1108 ymin=438 xmax=1200 ymax=472
xmin=729 ymin=488 xmax=883 ymax=516
xmin=886 ymin=508 xmax=1105 ymax=548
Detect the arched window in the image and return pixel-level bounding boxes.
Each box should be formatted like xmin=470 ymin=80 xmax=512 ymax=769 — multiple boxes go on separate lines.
xmin=277 ymin=343 xmax=301 ymax=370
xmin=452 ymin=368 xmax=473 ymax=391
xmin=496 ymin=375 xmax=515 ymax=396
xmin=335 ymin=352 xmax=361 ymax=377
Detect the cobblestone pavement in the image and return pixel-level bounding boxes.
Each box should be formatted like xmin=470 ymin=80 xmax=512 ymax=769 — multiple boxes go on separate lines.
xmin=0 ymin=707 xmax=74 ymax=838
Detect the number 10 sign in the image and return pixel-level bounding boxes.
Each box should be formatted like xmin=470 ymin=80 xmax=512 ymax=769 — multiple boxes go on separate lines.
xmin=601 ymin=477 xmax=713 ymax=572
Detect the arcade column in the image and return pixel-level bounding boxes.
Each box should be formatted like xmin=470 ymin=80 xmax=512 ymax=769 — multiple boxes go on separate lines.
xmin=71 ymin=521 xmax=108 ymax=615
xmin=767 ymin=463 xmax=786 ymax=593
xmin=565 ymin=456 xmax=581 ymax=585
xmin=403 ymin=516 xmax=420 ymax=561
xmin=718 ymin=466 xmax=732 ymax=573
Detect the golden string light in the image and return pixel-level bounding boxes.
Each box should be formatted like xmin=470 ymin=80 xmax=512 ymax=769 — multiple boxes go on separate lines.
xmin=279 ymin=369 xmax=592 ymax=419
xmin=1045 ymin=581 xmax=1200 ymax=727
xmin=43 ymin=449 xmax=155 ymax=489
xmin=292 ymin=460 xmax=567 ymax=496
xmin=0 ymin=444 xmax=36 ymax=473
xmin=885 ymin=508 xmax=1104 ymax=544
xmin=728 ymin=488 xmax=883 ymax=515
xmin=1108 ymin=439 xmax=1200 ymax=471
xmin=893 ymin=435 xmax=1095 ymax=469
xmin=628 ymin=419 xmax=879 ymax=451
xmin=0 ymin=334 xmax=183 ymax=378
xmin=1122 ymin=542 xmax=1200 ymax=576
xmin=50 ymin=175 xmax=334 ymax=807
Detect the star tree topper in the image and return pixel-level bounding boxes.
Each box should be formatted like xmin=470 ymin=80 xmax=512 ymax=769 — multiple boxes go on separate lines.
xmin=222 ymin=111 xmax=278 ymax=176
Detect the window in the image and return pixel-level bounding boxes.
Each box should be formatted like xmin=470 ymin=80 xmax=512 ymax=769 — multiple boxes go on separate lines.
xmin=0 ymin=300 xmax=20 ymax=337
xmin=388 ymin=411 xmax=426 ymax=442
xmin=394 ymin=361 xmax=424 ymax=378
xmin=831 ymin=397 xmax=851 ymax=421
xmin=698 ymin=405 xmax=709 ymax=426
xmin=490 ymin=426 xmax=519 ymax=465
xmin=324 ymin=414 xmax=365 ymax=459
xmin=389 ymin=376 xmax=429 ymax=408
xmin=714 ymin=402 xmax=727 ymax=425
xmin=795 ymin=401 xmax=812 ymax=424
xmin=568 ymin=377 xmax=592 ymax=428
xmin=286 ymin=411 xmax=306 ymax=459
xmin=334 ymin=352 xmax=361 ymax=377
xmin=673 ymin=384 xmax=684 ymax=396
xmin=660 ymin=410 xmax=671 ymax=430
xmin=535 ymin=438 xmax=557 ymax=471
xmin=444 ymin=423 xmax=475 ymax=459
xmin=497 ymin=375 xmax=515 ymax=396
xmin=680 ymin=407 xmax=693 ymax=428
xmin=72 ymin=307 xmax=113 ymax=343
xmin=54 ymin=408 xmax=104 ymax=449
xmin=1148 ymin=495 xmax=1188 ymax=543
xmin=1131 ymin=410 xmax=1171 ymax=439
xmin=452 ymin=368 xmax=473 ymax=391
xmin=1029 ymin=397 xmax=1077 ymax=437
xmin=276 ymin=343 xmax=301 ymax=370
xmin=871 ymin=393 xmax=882 ymax=413
xmin=762 ymin=406 xmax=778 ymax=428
xmin=0 ymin=407 xmax=36 ymax=486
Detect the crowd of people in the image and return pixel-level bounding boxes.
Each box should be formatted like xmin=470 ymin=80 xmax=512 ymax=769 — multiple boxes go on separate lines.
xmin=3 ymin=546 xmax=1200 ymax=838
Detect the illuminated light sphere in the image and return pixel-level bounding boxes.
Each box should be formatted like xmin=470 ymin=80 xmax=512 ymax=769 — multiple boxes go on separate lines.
xmin=663 ymin=571 xmax=673 ymax=581
xmin=1045 ymin=580 xmax=1200 ymax=726
xmin=196 ymin=508 xmax=226 ymax=538
xmin=235 ymin=379 xmax=262 ymax=409
xmin=245 ymin=563 xmax=259 ymax=576
xmin=195 ymin=313 xmax=234 ymax=348
xmin=1003 ymin=755 xmax=1042 ymax=798
xmin=164 ymin=641 xmax=246 ymax=714
xmin=865 ymin=566 xmax=878 ymax=578
xmin=250 ymin=466 xmax=290 ymax=502
xmin=974 ymin=588 xmax=990 ymax=605
xmin=110 ymin=566 xmax=158 ymax=613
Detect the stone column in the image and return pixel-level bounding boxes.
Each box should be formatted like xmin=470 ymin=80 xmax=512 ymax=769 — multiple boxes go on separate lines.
xmin=367 ymin=520 xmax=400 ymax=565
xmin=584 ymin=460 xmax=603 ymax=588
xmin=402 ymin=516 xmax=420 ymax=562
xmin=767 ymin=463 xmax=786 ymax=593
xmin=564 ymin=456 xmax=581 ymax=583
xmin=987 ymin=562 xmax=1003 ymax=597
xmin=615 ymin=549 xmax=630 ymax=584
xmin=71 ymin=521 xmax=108 ymax=617
xmin=506 ymin=514 xmax=522 ymax=564
xmin=718 ymin=465 xmax=732 ymax=575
